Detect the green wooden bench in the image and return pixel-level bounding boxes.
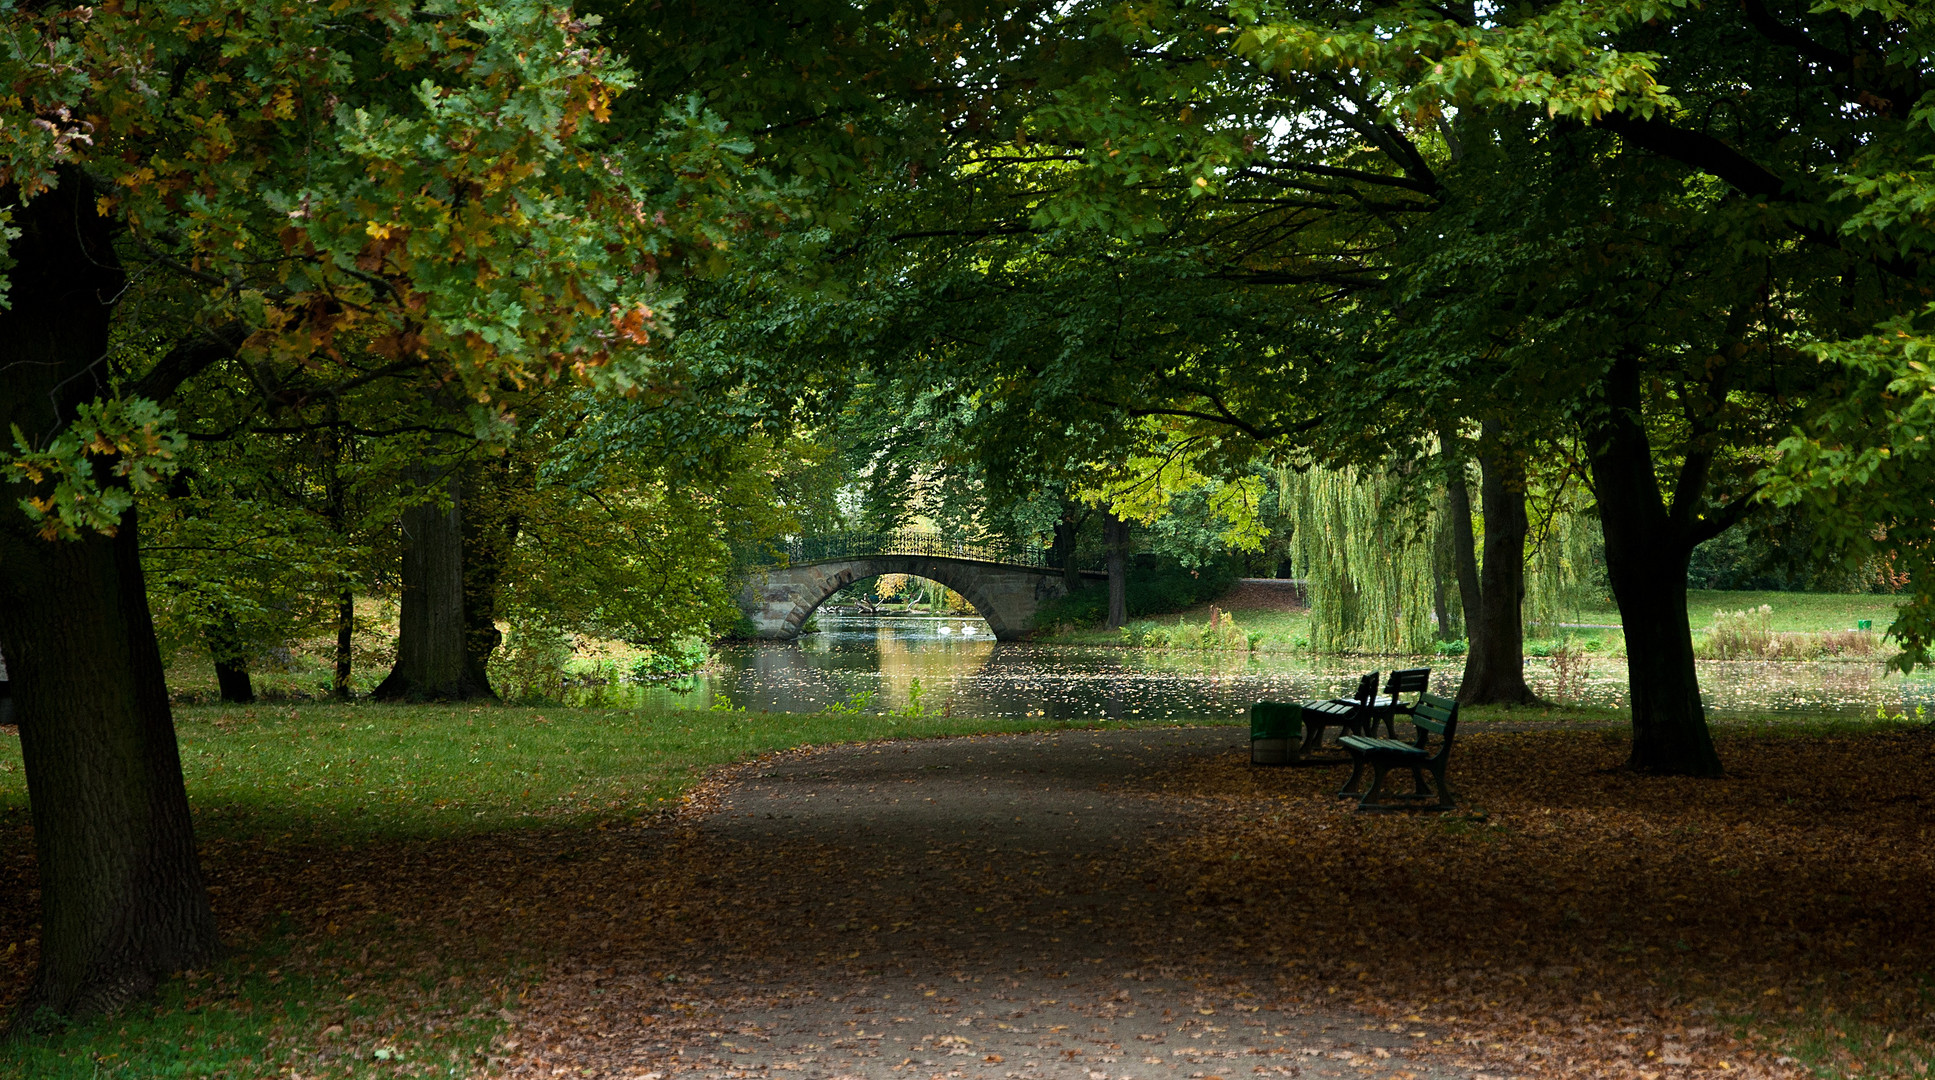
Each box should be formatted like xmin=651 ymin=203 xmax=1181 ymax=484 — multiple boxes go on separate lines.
xmin=1365 ymin=667 xmax=1431 ymax=738
xmin=1251 ymin=672 xmax=1377 ymax=766
xmin=1336 ymin=690 xmax=1459 ymax=812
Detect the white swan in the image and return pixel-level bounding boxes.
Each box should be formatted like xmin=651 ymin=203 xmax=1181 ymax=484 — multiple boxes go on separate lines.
xmin=961 ymin=624 xmax=977 ymax=635
xmin=937 ymin=625 xmax=953 ymax=635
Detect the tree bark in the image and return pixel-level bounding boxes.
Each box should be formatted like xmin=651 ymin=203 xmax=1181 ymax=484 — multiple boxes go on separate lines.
xmin=1431 ymin=490 xmax=1460 ymax=641
xmin=1444 ymin=426 xmax=1542 ymax=705
xmin=206 ymin=611 xmax=255 ymax=705
xmin=1104 ymin=512 xmax=1129 ymax=630
xmin=372 ymin=467 xmax=492 ymax=701
xmin=460 ymin=457 xmax=521 ymax=695
xmin=207 ymin=623 xmax=255 ymax=708
xmin=1051 ymin=504 xmax=1086 ymax=594
xmin=333 ymin=587 xmax=355 ymax=700
xmin=1587 ymin=354 xmax=1723 ymax=776
xmin=323 ymin=410 xmax=356 ymax=700
xmin=0 ymin=173 xmax=219 ymax=1026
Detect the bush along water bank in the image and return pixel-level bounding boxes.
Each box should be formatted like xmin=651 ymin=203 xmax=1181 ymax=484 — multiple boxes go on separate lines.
xmin=1117 ymin=608 xmax=1258 ymax=651
xmin=1696 ymin=606 xmax=1884 ymax=661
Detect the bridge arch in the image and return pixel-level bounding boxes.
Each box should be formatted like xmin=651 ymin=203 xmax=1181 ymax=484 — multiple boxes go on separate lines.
xmin=736 ymin=556 xmax=1077 ymax=641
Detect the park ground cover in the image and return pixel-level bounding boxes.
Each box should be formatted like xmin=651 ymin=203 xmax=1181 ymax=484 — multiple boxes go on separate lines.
xmin=0 ymin=704 xmax=1123 ymax=1078
xmin=2 ymin=707 xmax=1932 ymax=1079
xmin=1154 ymin=717 xmax=1935 ymax=1080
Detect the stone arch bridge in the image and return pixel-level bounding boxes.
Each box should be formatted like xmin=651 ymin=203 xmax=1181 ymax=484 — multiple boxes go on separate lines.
xmin=736 ymin=533 xmax=1100 ymax=642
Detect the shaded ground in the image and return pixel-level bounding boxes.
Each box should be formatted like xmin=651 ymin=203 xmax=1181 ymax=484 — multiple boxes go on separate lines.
xmin=8 ymin=718 xmax=1930 ymax=1079
xmin=503 ymin=729 xmax=1482 ymax=1080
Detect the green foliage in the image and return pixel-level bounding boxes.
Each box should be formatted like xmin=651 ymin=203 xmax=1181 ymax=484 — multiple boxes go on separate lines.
xmin=1524 ymin=504 xmax=1602 ymax=638
xmin=1285 ymin=466 xmax=1437 ymax=655
xmin=1030 ymin=557 xmax=1238 ymax=628
xmin=628 ymin=639 xmax=709 ymax=681
xmin=7 ymin=398 xmax=186 ymax=540
xmin=1118 ymin=612 xmax=1252 ymax=652
xmin=488 ymin=626 xmax=574 ymax=705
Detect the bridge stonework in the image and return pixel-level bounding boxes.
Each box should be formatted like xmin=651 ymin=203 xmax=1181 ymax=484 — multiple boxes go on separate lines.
xmin=736 ymin=556 xmax=1079 ymax=641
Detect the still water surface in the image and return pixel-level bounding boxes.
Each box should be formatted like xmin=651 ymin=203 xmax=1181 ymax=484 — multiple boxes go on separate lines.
xmin=576 ymin=614 xmax=1935 ymax=720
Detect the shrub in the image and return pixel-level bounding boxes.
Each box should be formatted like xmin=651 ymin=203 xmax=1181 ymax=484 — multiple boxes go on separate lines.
xmin=1031 ymin=556 xmax=1242 ymax=630
xmin=490 ymin=625 xmax=573 ymax=704
xmin=629 ymin=638 xmax=709 ymax=681
xmin=1696 ymin=605 xmax=1883 ymax=660
xmin=1118 ymin=608 xmax=1252 ymax=651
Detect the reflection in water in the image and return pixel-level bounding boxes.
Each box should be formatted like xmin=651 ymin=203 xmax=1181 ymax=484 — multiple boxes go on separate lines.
xmin=577 ymin=614 xmax=1935 ymax=719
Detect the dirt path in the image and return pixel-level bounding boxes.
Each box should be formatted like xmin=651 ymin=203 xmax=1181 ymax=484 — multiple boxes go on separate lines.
xmin=503 ymin=728 xmax=1481 ymax=1080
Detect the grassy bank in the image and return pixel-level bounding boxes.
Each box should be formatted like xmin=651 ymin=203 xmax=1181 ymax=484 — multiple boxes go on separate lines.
xmin=0 ymin=703 xmax=1139 ymax=1079
xmin=1029 ymin=586 xmax=1903 ymax=660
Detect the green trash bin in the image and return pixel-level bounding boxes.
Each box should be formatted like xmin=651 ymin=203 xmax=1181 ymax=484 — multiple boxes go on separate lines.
xmin=1250 ymin=702 xmax=1303 ymax=765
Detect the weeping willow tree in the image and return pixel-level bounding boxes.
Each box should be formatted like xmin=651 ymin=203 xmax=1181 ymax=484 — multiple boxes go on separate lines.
xmin=1285 ymin=466 xmax=1440 ymax=654
xmin=1524 ymin=502 xmax=1602 ymax=638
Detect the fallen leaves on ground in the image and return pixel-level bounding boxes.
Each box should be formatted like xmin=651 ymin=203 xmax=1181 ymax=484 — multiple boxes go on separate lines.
xmin=1145 ymin=726 xmax=1935 ymax=1079
xmin=5 ymin=725 xmax=1931 ymax=1080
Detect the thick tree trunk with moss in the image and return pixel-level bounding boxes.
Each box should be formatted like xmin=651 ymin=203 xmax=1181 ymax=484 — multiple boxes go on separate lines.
xmin=1445 ymin=427 xmax=1542 ymax=706
xmin=1588 ymin=355 xmax=1723 ymax=777
xmin=372 ymin=468 xmax=493 ymax=701
xmin=0 ymin=175 xmax=219 ymax=1027
xmin=1104 ymin=512 xmax=1129 ymax=630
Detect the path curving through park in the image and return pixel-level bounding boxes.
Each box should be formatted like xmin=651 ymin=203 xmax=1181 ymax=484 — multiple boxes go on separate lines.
xmin=498 ymin=729 xmax=1481 ymax=1080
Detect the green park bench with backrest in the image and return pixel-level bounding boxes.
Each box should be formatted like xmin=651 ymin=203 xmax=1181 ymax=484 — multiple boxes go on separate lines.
xmin=1299 ymin=671 xmax=1378 ymax=757
xmin=1365 ymin=667 xmax=1432 ymax=738
xmin=1250 ymin=672 xmax=1377 ymax=766
xmin=1336 ymin=690 xmax=1459 ymax=812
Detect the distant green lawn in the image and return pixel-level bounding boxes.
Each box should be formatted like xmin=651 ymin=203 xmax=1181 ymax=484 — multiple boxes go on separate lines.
xmin=1033 ymin=587 xmax=1901 ymax=650
xmin=1032 ymin=601 xmax=1313 ymax=650
xmin=0 ymin=702 xmax=1135 ymax=1078
xmin=1575 ymin=589 xmax=1902 ymax=633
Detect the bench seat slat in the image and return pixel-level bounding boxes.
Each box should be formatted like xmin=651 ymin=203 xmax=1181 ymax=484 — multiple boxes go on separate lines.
xmin=1339 ymin=736 xmax=1426 ymax=756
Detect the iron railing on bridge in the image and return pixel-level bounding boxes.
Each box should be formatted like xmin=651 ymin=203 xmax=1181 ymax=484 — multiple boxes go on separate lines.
xmin=741 ymin=530 xmax=1078 ymax=570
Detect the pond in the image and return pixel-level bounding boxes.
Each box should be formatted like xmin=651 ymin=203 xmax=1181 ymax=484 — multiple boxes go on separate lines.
xmin=572 ymin=614 xmax=1935 ymax=720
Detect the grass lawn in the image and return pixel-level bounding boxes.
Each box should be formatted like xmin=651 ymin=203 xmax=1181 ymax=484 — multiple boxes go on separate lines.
xmin=1576 ymin=588 xmax=1904 ymax=633
xmin=1031 ymin=586 xmax=1904 ymax=658
xmin=0 ymin=703 xmax=1140 ymax=1078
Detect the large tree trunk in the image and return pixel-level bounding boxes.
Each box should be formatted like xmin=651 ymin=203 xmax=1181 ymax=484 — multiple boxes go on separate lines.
xmin=0 ymin=174 xmax=219 ymax=1026
xmin=1444 ymin=427 xmax=1541 ymax=705
xmin=372 ymin=467 xmax=492 ymax=701
xmin=460 ymin=457 xmax=521 ymax=695
xmin=323 ymin=413 xmax=356 ymax=700
xmin=1104 ymin=512 xmax=1129 ymax=630
xmin=333 ymin=587 xmax=355 ymax=700
xmin=206 ymin=611 xmax=255 ymax=705
xmin=1587 ymin=355 xmax=1722 ymax=776
xmin=1051 ymin=505 xmax=1085 ymax=594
